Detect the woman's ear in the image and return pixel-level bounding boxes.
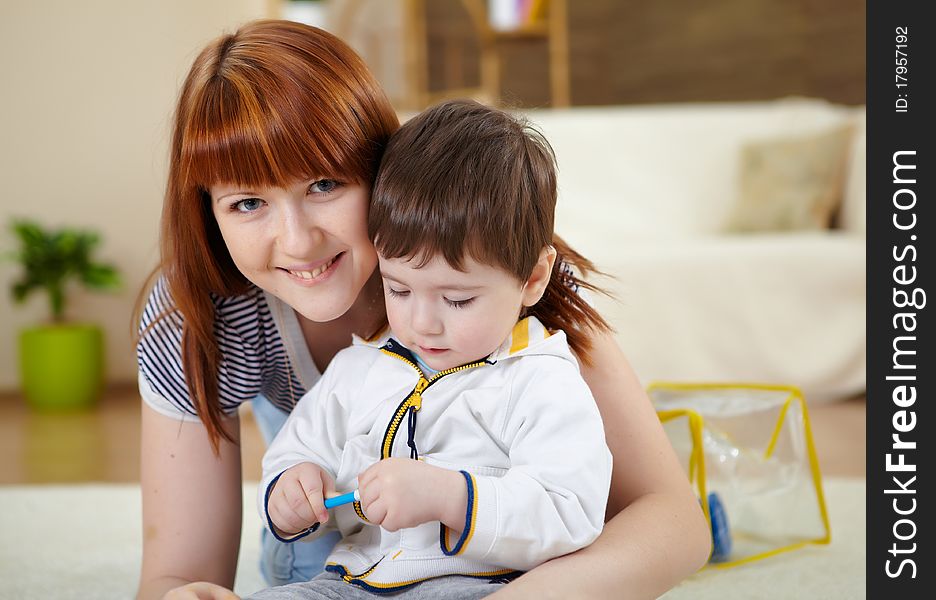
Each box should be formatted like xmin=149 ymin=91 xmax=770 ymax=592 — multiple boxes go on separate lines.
xmin=521 ymin=245 xmax=558 ymax=307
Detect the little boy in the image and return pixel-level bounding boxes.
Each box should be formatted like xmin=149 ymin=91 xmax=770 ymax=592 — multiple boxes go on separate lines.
xmin=250 ymin=100 xmax=612 ymax=599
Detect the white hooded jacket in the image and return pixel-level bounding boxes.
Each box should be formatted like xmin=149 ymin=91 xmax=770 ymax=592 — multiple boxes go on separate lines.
xmin=259 ymin=316 xmax=612 ymax=593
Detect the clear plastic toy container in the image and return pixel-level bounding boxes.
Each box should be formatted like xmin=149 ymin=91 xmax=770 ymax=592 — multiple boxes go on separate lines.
xmin=650 ymin=383 xmax=831 ymax=568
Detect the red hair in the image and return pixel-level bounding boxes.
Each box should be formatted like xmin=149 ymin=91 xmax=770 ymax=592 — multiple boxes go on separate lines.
xmin=138 ymin=20 xmax=398 ymax=452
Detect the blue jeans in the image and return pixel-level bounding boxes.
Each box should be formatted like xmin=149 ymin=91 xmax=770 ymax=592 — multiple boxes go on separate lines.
xmin=253 ymin=395 xmax=343 ymax=586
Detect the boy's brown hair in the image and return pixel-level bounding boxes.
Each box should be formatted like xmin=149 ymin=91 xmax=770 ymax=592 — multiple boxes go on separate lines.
xmin=369 ymin=100 xmax=611 ymax=364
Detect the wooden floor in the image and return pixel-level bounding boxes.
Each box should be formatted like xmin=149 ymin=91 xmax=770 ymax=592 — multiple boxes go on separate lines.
xmin=0 ymin=385 xmax=866 ymax=484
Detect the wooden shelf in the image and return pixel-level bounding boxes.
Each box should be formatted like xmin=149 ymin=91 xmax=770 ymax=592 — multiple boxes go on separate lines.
xmin=491 ymin=22 xmax=550 ymax=39
xmin=334 ymin=0 xmax=569 ymax=110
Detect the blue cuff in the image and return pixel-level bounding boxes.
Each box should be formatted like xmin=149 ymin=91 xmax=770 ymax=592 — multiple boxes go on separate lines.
xmin=439 ymin=470 xmax=476 ymax=556
xmin=264 ymin=471 xmax=320 ymax=543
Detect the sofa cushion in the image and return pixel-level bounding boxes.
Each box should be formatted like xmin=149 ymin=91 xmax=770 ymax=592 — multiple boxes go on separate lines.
xmin=725 ymin=124 xmax=854 ymax=232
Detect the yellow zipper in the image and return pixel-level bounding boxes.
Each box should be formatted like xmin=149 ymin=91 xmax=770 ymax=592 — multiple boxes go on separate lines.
xmin=379 ymin=348 xmax=488 ymax=459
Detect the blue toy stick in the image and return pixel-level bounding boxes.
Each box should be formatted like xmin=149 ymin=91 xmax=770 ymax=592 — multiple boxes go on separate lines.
xmin=324 ymin=489 xmax=360 ymax=509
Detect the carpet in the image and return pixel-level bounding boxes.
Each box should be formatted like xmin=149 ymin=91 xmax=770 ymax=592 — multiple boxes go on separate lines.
xmin=0 ymin=478 xmax=865 ymax=599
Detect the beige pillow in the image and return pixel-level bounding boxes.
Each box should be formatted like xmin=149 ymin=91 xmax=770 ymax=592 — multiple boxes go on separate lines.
xmin=726 ymin=125 xmax=854 ymax=232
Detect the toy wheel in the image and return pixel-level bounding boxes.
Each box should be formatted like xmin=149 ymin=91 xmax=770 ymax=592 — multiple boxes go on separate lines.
xmin=708 ymin=492 xmax=732 ymax=562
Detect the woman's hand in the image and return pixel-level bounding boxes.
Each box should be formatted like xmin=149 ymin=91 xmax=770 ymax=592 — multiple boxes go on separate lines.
xmin=162 ymin=581 xmax=240 ymax=599
xmin=358 ymin=458 xmax=467 ymax=531
xmin=267 ymin=462 xmax=337 ymax=535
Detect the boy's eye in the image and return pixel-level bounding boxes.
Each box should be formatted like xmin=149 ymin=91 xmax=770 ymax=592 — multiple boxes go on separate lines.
xmin=445 ymin=297 xmax=475 ymax=309
xmin=233 ymin=198 xmax=263 ymax=213
xmin=309 ymin=179 xmax=339 ymax=194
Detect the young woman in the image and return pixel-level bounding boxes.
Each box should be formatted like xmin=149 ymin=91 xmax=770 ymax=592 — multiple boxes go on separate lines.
xmin=136 ymin=19 xmax=710 ymax=600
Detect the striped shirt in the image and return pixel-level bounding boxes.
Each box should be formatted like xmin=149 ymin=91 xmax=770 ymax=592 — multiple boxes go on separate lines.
xmin=137 ymin=277 xmax=317 ymax=419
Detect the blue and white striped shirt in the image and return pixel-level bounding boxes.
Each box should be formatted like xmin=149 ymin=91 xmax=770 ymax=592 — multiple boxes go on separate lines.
xmin=136 ymin=277 xmax=316 ymax=419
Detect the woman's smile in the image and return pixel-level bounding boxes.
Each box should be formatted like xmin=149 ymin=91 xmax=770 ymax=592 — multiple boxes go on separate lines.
xmin=280 ymin=252 xmax=343 ymax=285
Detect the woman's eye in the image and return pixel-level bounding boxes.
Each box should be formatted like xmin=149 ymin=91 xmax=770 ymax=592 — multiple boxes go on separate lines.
xmin=386 ymin=287 xmax=409 ymax=298
xmin=309 ymin=179 xmax=340 ymax=194
xmin=233 ymin=198 xmax=263 ymax=213
xmin=445 ymin=297 xmax=475 ymax=309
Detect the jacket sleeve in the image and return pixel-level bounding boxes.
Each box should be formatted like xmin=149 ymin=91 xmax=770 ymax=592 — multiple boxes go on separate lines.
xmin=256 ymin=351 xmax=352 ymax=543
xmin=439 ymin=356 xmax=613 ymax=571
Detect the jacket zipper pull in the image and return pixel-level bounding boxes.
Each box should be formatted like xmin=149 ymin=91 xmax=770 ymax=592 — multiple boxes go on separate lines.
xmin=409 ymin=377 xmax=429 ymax=411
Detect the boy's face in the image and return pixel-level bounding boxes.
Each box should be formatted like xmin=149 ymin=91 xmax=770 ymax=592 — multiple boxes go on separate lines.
xmin=378 ymin=253 xmax=528 ymax=372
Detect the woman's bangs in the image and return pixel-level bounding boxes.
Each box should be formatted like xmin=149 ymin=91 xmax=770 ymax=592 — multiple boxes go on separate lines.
xmin=181 ymin=85 xmax=364 ymax=191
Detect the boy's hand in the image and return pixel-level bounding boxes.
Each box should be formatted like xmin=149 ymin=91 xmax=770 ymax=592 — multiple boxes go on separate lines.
xmin=267 ymin=462 xmax=336 ymax=536
xmin=358 ymin=458 xmax=467 ymax=532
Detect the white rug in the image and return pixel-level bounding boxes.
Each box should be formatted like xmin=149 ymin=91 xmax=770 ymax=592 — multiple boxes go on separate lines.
xmin=0 ymin=478 xmax=865 ymax=599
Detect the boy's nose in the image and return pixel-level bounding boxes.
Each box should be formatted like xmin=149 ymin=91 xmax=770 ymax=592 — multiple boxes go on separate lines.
xmin=410 ymin=302 xmax=443 ymax=336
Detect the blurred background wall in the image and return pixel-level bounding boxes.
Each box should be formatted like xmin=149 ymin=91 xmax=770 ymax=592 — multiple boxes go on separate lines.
xmin=0 ymin=0 xmax=274 ymax=390
xmin=560 ymin=0 xmax=864 ymax=105
xmin=338 ymin=0 xmax=864 ymax=109
xmin=0 ymin=0 xmax=864 ymax=391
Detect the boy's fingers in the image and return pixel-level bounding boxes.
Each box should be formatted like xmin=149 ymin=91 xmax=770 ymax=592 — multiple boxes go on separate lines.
xmin=359 ymin=479 xmax=378 ymax=507
xmin=297 ymin=471 xmax=329 ymax=524
xmin=322 ymin=470 xmax=338 ymax=498
xmin=364 ymin=496 xmax=387 ymax=525
xmin=358 ymin=461 xmax=384 ymax=496
xmin=270 ymin=486 xmax=302 ymax=534
xmin=284 ymin=477 xmax=318 ymax=526
xmin=358 ymin=461 xmax=379 ymax=485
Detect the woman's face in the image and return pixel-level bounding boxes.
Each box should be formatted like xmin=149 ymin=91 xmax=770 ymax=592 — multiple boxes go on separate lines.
xmin=210 ymin=177 xmax=377 ymax=322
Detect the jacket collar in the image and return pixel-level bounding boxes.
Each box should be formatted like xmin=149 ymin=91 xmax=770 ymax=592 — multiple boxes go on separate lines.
xmin=487 ymin=316 xmax=554 ymax=361
xmin=353 ymin=316 xmax=557 ymax=362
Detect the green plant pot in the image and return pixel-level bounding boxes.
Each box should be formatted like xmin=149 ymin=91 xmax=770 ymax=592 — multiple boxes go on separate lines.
xmin=18 ymin=324 xmax=104 ymax=411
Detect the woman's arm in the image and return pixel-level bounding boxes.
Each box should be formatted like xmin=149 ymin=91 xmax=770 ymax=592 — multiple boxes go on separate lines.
xmin=137 ymin=404 xmax=244 ymax=600
xmin=490 ymin=330 xmax=711 ymax=599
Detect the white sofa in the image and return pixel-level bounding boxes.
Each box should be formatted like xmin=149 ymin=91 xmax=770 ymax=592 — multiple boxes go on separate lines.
xmin=520 ymin=98 xmax=865 ymax=402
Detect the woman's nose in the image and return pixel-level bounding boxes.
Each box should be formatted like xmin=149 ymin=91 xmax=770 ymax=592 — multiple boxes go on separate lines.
xmin=278 ymin=206 xmax=322 ymax=257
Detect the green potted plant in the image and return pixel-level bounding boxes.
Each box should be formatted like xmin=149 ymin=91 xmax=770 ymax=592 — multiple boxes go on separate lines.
xmin=6 ymin=220 xmax=121 ymax=410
